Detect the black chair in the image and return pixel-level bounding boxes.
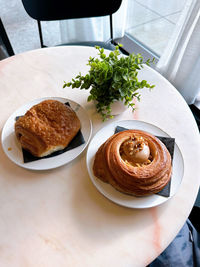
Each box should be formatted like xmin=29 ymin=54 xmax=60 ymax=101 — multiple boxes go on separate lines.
xmin=0 ymin=18 xmax=14 ymax=59
xmin=21 ymin=0 xmax=122 ymax=50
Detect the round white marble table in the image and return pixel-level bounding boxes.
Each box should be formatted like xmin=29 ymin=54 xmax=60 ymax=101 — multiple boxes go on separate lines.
xmin=0 ymin=46 xmax=199 ymax=267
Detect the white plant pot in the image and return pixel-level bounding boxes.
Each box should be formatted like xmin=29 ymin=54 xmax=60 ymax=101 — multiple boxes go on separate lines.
xmin=93 ymin=100 xmax=128 ymax=116
xmin=110 ymin=100 xmax=128 ymax=115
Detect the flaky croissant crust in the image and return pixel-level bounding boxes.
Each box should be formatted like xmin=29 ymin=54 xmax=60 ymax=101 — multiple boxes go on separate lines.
xmin=93 ymin=129 xmax=172 ymax=196
xmin=15 ymin=100 xmax=81 ymax=157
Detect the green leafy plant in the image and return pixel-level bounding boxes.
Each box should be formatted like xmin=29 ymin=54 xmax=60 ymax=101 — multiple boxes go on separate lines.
xmin=63 ymin=45 xmax=155 ymax=121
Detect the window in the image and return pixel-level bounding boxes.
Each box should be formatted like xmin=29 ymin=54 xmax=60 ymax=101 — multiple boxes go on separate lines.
xmin=116 ymin=0 xmax=187 ymax=63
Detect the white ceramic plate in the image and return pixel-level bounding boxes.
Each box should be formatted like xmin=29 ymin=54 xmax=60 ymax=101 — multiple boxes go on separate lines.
xmin=86 ymin=120 xmax=184 ymax=209
xmin=1 ymin=97 xmax=92 ymax=170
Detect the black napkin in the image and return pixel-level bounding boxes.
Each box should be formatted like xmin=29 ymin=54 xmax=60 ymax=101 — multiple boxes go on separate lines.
xmin=16 ymin=102 xmax=85 ymax=163
xmin=115 ymin=126 xmax=175 ymax=197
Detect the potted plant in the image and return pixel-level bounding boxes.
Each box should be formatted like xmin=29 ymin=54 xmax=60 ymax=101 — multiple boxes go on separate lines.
xmin=63 ymin=45 xmax=155 ymax=121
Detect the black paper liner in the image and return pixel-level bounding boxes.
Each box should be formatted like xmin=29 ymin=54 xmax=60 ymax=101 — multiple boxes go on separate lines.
xmin=15 ymin=102 xmax=85 ymax=163
xmin=115 ymin=126 xmax=175 ymax=197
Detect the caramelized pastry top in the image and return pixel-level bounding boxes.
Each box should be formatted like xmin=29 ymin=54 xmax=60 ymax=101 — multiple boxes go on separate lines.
xmin=15 ymin=100 xmax=81 ymax=157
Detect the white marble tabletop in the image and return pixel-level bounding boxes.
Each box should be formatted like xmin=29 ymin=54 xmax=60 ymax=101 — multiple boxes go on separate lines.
xmin=0 ymin=46 xmax=199 ymax=267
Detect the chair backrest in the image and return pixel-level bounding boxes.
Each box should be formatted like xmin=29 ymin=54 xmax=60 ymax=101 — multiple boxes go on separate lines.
xmin=21 ymin=0 xmax=122 ymax=21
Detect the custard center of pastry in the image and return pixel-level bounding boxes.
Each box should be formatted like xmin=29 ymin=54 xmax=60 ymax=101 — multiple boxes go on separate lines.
xmin=120 ymin=136 xmax=151 ymax=166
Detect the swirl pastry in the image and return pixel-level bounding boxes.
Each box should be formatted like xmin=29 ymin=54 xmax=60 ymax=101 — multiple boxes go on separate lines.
xmin=93 ymin=129 xmax=172 ymax=196
xmin=15 ymin=100 xmax=81 ymax=157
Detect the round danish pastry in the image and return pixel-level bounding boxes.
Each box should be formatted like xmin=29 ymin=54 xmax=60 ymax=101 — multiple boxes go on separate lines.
xmin=93 ymin=129 xmax=172 ymax=196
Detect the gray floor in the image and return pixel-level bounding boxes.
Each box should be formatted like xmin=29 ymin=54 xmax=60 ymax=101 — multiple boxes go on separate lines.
xmin=1 ymin=0 xmax=40 ymax=54
xmin=1 ymin=0 xmax=187 ymax=56
xmin=0 ymin=0 xmax=61 ymax=54
xmin=126 ymin=0 xmax=187 ymax=55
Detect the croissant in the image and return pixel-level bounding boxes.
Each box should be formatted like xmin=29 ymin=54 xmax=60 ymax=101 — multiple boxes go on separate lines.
xmin=93 ymin=129 xmax=172 ymax=196
xmin=15 ymin=100 xmax=81 ymax=157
